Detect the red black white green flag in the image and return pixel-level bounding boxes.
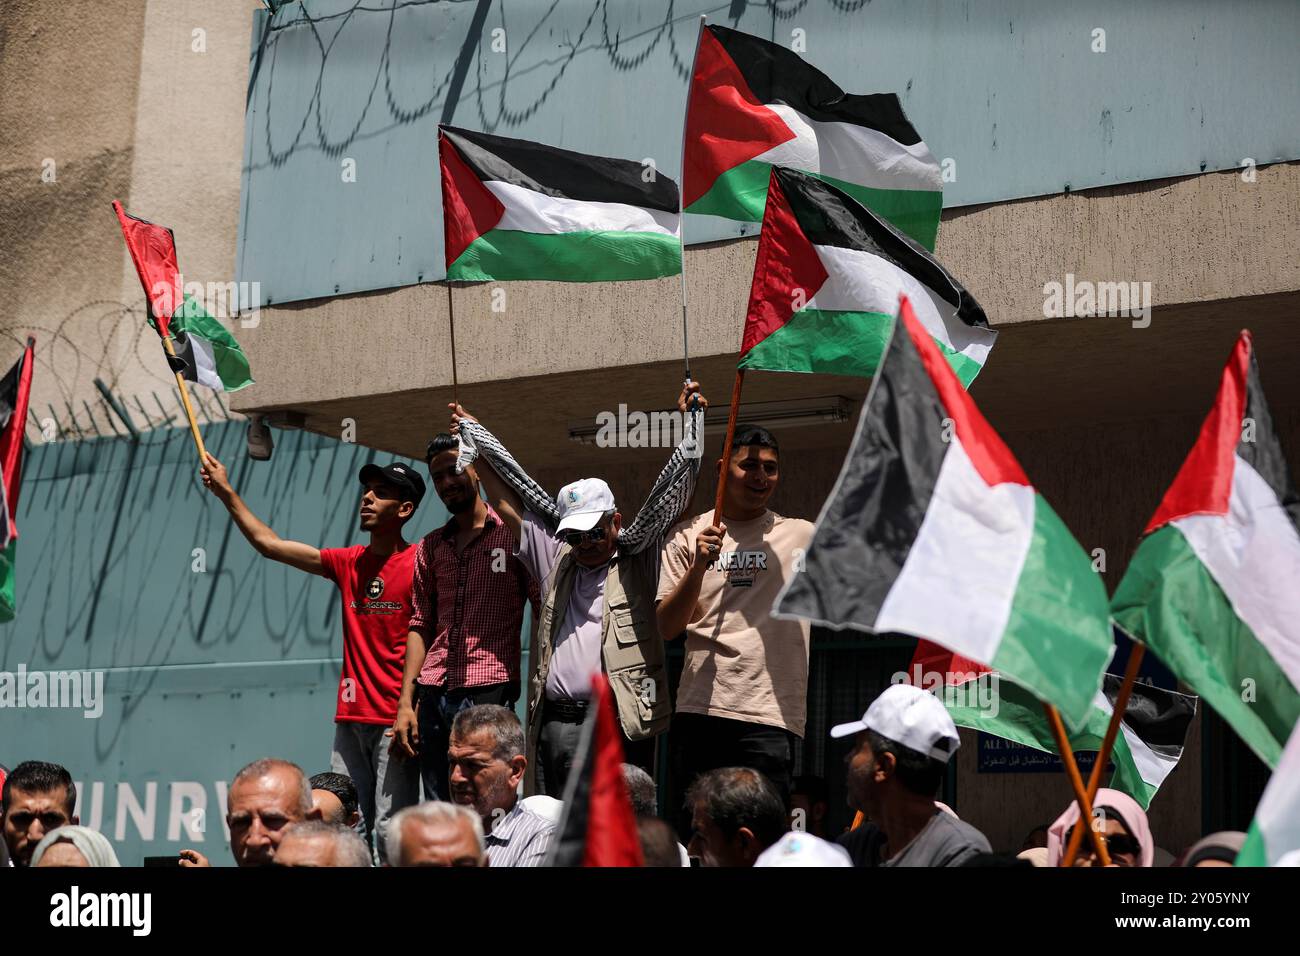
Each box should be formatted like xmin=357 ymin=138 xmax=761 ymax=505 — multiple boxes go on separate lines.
xmin=546 ymin=673 xmax=644 ymax=867
xmin=0 ymin=339 xmax=35 ymax=622
xmin=1112 ymin=331 xmax=1300 ymax=767
xmin=773 ymin=296 xmax=1112 ymax=728
xmin=741 ymin=166 xmax=995 ymax=386
xmin=683 ymin=24 xmax=943 ymax=250
xmin=112 ymin=201 xmax=252 ymax=391
xmin=439 ymin=126 xmax=681 ymax=283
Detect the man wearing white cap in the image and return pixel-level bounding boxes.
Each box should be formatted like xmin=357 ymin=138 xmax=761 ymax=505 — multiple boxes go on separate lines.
xmin=832 ymin=684 xmax=990 ymax=867
xmin=449 ymin=381 xmax=707 ymax=796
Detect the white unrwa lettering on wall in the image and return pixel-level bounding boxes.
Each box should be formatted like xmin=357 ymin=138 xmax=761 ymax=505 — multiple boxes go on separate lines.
xmin=75 ymin=781 xmax=230 ymax=844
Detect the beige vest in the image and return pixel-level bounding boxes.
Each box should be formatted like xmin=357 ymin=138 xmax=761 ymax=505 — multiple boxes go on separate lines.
xmin=524 ymin=543 xmax=671 ymax=793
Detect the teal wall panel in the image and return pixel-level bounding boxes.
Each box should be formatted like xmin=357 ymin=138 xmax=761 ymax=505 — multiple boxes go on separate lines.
xmin=0 ymin=422 xmax=464 ymax=865
xmin=237 ymin=0 xmax=1300 ymax=305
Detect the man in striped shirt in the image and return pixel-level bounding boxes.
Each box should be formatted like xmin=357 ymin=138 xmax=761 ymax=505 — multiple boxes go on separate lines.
xmin=448 ymin=705 xmax=553 ymax=867
xmin=389 ymin=434 xmax=536 ymax=802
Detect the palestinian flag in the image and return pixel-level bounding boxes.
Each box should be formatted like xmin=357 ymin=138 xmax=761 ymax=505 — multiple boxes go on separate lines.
xmin=115 ymin=201 xmax=254 ymax=392
xmin=1112 ymin=331 xmax=1300 ymax=767
xmin=740 ymin=167 xmax=994 ymax=387
xmin=1238 ymin=721 xmax=1300 ymax=866
xmin=910 ymin=641 xmax=1195 ymax=809
xmin=113 ymin=200 xmax=182 ymax=335
xmin=773 ymin=295 xmax=1112 ymax=728
xmin=546 ymin=673 xmax=644 ymax=867
xmin=439 ymin=126 xmax=681 ymax=283
xmin=0 ymin=339 xmax=35 ymax=623
xmin=162 ymin=296 xmax=253 ymax=393
xmin=683 ymin=24 xmax=943 ymax=250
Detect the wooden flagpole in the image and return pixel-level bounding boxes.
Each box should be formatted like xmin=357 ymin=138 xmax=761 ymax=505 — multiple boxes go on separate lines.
xmin=711 ymin=368 xmax=745 ymax=527
xmin=1061 ymin=642 xmax=1148 ymax=867
xmin=1044 ymin=703 xmax=1112 ymax=866
xmin=161 ymin=334 xmax=208 ymax=462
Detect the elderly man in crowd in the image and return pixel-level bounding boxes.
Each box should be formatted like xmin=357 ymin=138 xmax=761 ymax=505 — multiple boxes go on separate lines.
xmin=834 ymin=684 xmax=990 ymax=867
xmin=448 ymin=705 xmax=554 ymax=866
xmin=181 ymin=758 xmax=323 ymax=867
xmin=2 ymin=760 xmax=78 ymax=868
xmin=388 ymin=802 xmax=487 ymax=867
xmin=273 ymin=820 xmax=372 ymax=867
xmin=685 ymin=767 xmax=787 ymax=867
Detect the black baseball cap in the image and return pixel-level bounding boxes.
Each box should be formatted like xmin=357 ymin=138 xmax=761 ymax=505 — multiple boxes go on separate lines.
xmin=358 ymin=461 xmax=426 ymax=507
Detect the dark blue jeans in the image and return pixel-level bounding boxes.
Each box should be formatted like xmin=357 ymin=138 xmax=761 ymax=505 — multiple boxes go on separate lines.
xmin=416 ymin=682 xmax=518 ymax=801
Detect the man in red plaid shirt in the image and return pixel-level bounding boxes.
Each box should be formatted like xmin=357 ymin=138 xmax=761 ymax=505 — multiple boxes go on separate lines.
xmin=388 ymin=433 xmax=536 ymax=801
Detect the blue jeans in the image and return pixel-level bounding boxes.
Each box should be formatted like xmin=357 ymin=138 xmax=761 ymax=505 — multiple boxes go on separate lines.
xmin=416 ymin=682 xmax=518 ymax=801
xmin=331 ymin=721 xmax=419 ymax=863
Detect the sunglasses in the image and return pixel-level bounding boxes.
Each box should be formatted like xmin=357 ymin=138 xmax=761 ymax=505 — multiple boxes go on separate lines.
xmin=1066 ymin=827 xmax=1141 ymax=861
xmin=562 ymin=525 xmax=608 ymax=547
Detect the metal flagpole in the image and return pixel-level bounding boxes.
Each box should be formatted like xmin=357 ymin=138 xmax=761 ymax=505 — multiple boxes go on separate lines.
xmin=446 ymin=281 xmax=460 ymax=410
xmin=676 ymin=14 xmax=707 ymax=390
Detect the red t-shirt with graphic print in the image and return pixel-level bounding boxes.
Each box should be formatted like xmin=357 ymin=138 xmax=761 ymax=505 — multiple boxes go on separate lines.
xmin=319 ymin=543 xmax=415 ymax=724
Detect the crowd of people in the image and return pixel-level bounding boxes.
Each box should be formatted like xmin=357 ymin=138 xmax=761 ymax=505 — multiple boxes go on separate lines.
xmin=0 ymin=381 xmax=1249 ymax=868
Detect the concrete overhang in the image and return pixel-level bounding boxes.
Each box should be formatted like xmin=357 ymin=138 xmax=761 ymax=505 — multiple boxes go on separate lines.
xmin=231 ymin=163 xmax=1300 ymax=465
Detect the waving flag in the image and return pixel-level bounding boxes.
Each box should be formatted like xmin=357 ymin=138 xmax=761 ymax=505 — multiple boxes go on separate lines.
xmin=912 ymin=641 xmax=1195 ymax=809
xmin=740 ymin=166 xmax=994 ymax=386
xmin=546 ymin=673 xmax=644 ymax=867
xmin=683 ymin=24 xmax=943 ymax=250
xmin=774 ymin=296 xmax=1112 ymax=728
xmin=0 ymin=339 xmax=35 ymax=622
xmin=113 ymin=200 xmax=182 ymax=335
xmin=1112 ymin=331 xmax=1300 ymax=767
xmin=1238 ymin=721 xmax=1300 ymax=866
xmin=439 ymin=126 xmax=681 ymax=283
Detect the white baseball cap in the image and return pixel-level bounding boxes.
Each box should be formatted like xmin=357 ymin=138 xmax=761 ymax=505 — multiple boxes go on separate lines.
xmin=754 ymin=832 xmax=853 ymax=868
xmin=555 ymin=478 xmax=616 ymax=533
xmin=829 ymin=683 xmax=961 ymax=763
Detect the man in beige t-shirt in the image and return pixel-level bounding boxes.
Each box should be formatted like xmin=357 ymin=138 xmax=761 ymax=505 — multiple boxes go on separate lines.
xmin=656 ymin=425 xmax=812 ymax=824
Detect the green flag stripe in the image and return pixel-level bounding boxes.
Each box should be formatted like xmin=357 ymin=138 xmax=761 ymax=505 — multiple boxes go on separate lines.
xmin=992 ymin=493 xmax=1115 ymax=730
xmin=0 ymin=539 xmax=15 ymax=623
xmin=1112 ymin=524 xmax=1300 ymax=767
xmin=685 ymin=158 xmax=942 ymax=250
xmin=738 ymin=307 xmax=982 ymax=386
xmin=447 ymin=228 xmax=682 ymax=282
xmin=944 ymin=675 xmax=1155 ymax=807
xmin=172 ymin=296 xmax=254 ymax=391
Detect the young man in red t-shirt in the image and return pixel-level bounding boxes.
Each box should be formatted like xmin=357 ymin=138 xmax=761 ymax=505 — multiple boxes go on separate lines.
xmin=201 ymin=452 xmax=424 ymax=861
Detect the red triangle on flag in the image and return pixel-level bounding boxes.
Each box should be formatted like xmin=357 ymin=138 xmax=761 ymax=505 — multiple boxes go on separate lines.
xmin=112 ymin=201 xmax=181 ymax=338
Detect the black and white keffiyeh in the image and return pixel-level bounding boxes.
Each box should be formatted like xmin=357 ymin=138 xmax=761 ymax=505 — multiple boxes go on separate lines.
xmin=455 ymin=408 xmax=704 ymax=555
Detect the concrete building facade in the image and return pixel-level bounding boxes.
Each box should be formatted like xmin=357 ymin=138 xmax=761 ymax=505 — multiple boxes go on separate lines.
xmin=3 ymin=0 xmax=1299 ymax=855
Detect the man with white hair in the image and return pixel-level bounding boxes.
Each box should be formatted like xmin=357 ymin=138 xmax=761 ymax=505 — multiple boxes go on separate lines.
xmin=387 ymin=801 xmax=486 ymax=867
xmin=274 ymin=820 xmax=372 ymax=867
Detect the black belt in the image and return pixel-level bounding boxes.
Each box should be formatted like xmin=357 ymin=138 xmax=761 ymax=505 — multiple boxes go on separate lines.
xmin=544 ymin=697 xmax=590 ymax=722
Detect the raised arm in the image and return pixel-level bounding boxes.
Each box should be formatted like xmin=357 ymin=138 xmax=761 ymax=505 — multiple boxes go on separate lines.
xmin=449 ymin=403 xmax=524 ymax=546
xmin=200 ymin=452 xmax=325 ymax=576
xmin=656 ymin=521 xmax=725 ymax=641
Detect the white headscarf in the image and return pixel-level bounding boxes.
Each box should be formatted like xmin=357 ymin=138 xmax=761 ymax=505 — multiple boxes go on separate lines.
xmin=30 ymin=826 xmax=121 ymax=867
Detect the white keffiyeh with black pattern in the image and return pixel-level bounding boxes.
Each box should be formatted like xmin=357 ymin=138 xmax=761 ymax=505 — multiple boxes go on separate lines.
xmin=454 ymin=408 xmax=704 ymax=555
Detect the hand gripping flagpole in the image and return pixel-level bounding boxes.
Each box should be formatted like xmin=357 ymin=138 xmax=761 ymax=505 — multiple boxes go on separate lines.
xmin=1060 ymin=642 xmax=1147 ymax=867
